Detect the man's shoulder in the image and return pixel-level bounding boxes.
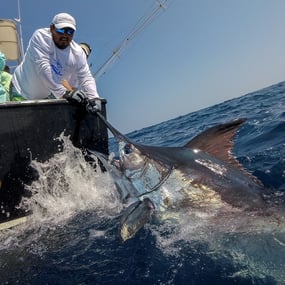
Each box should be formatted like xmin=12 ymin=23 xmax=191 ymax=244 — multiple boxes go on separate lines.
xmin=33 ymin=27 xmax=50 ymax=37
xmin=32 ymin=28 xmax=51 ymax=39
xmin=70 ymin=42 xmax=86 ymax=60
xmin=70 ymin=41 xmax=83 ymax=53
xmin=31 ymin=28 xmax=52 ymax=47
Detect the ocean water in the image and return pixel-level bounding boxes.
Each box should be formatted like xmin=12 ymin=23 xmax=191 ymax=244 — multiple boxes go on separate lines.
xmin=1 ymin=81 xmax=285 ymax=284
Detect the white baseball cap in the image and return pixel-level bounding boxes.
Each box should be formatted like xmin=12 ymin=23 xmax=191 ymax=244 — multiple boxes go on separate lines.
xmin=52 ymin=13 xmax=76 ymax=31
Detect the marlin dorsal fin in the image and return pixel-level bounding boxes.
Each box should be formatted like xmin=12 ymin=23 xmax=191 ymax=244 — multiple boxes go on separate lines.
xmin=185 ymin=118 xmax=263 ymax=186
xmin=185 ymin=118 xmax=246 ymax=168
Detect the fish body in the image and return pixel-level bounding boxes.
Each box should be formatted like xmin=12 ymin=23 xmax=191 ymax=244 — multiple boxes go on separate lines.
xmin=93 ymin=118 xmax=269 ymax=241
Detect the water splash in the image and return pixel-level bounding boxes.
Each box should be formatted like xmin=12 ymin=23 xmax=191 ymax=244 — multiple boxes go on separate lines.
xmin=0 ymin=134 xmax=121 ymax=251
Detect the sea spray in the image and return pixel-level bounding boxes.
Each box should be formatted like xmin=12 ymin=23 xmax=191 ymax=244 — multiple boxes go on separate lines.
xmin=0 ymin=134 xmax=121 ymax=251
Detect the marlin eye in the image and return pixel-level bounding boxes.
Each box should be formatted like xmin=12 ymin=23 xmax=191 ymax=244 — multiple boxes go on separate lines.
xmin=124 ymin=144 xmax=133 ymax=155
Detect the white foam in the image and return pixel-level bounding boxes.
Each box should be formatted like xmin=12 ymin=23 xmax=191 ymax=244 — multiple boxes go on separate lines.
xmin=0 ymin=134 xmax=121 ymax=249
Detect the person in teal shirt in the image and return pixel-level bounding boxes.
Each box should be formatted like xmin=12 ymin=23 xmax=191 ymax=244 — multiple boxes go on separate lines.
xmin=0 ymin=51 xmax=12 ymax=102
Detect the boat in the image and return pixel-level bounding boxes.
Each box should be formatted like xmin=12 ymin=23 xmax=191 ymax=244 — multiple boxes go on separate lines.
xmin=0 ymin=18 xmax=109 ymax=229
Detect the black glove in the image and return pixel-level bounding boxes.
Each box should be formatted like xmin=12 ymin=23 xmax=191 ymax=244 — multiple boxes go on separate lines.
xmin=63 ymin=90 xmax=87 ymax=106
xmin=86 ymin=98 xmax=102 ymax=113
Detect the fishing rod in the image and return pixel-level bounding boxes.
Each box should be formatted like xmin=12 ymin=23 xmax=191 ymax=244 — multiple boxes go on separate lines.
xmin=94 ymin=0 xmax=171 ymax=80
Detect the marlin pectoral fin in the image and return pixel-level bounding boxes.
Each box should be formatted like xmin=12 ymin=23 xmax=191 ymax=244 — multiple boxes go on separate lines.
xmin=119 ymin=198 xmax=155 ymax=242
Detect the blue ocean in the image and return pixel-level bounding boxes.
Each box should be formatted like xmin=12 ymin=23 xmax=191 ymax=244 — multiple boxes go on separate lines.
xmin=1 ymin=81 xmax=285 ymax=285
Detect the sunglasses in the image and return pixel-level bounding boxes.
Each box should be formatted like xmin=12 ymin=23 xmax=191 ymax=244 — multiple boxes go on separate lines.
xmin=55 ymin=27 xmax=75 ymax=36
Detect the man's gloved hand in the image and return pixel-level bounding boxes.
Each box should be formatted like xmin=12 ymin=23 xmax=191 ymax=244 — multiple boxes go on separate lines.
xmin=86 ymin=98 xmax=102 ymax=113
xmin=63 ymin=90 xmax=87 ymax=106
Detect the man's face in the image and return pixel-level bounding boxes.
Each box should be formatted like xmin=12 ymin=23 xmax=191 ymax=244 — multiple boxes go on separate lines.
xmin=50 ymin=25 xmax=74 ymax=49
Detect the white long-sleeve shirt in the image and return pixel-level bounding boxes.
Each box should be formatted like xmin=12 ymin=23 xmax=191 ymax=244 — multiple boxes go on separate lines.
xmin=12 ymin=28 xmax=99 ymax=99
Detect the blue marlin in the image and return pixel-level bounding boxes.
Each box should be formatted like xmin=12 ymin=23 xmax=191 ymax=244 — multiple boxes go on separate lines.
xmin=92 ymin=116 xmax=271 ymax=242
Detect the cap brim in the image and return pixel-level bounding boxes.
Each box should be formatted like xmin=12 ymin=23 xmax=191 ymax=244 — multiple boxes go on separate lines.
xmin=54 ymin=23 xmax=76 ymax=31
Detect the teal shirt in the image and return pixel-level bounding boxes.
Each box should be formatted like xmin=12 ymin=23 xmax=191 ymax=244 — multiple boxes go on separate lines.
xmin=0 ymin=71 xmax=12 ymax=102
xmin=2 ymin=71 xmax=12 ymax=95
xmin=0 ymin=51 xmax=11 ymax=102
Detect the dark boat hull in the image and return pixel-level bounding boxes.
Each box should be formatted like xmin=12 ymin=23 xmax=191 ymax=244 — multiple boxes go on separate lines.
xmin=0 ymin=99 xmax=108 ymax=225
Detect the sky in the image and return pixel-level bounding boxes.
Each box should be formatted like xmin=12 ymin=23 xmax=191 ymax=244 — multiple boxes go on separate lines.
xmin=3 ymin=0 xmax=285 ymax=133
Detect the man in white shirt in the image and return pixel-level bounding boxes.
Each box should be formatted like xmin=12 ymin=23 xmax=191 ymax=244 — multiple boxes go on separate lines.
xmin=12 ymin=13 xmax=101 ymax=111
